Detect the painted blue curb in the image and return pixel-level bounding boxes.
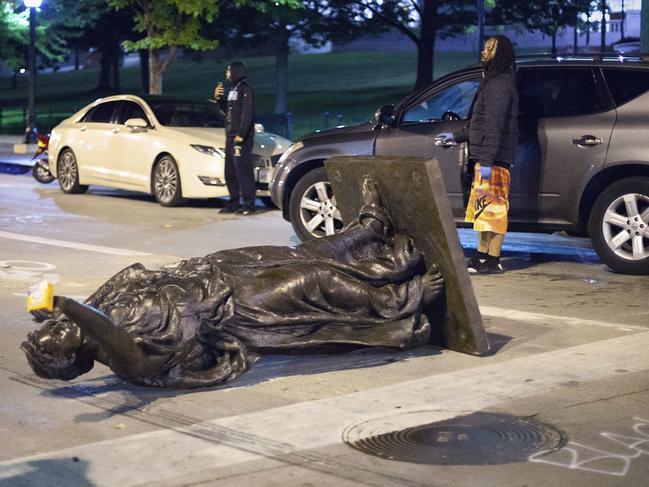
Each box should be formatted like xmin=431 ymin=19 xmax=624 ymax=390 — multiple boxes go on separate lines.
xmin=0 ymin=161 xmax=31 ymax=175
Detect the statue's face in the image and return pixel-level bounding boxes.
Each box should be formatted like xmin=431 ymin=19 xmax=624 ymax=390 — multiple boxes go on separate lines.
xmin=21 ymin=321 xmax=92 ymax=380
xmin=30 ymin=321 xmax=83 ymax=357
xmin=481 ymin=38 xmax=498 ymax=63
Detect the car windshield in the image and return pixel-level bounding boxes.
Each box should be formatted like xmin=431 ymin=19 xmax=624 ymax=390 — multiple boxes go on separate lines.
xmin=147 ymin=100 xmax=225 ymax=128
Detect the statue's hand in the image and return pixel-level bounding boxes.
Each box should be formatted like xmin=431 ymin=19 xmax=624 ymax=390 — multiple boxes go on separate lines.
xmin=30 ymin=296 xmax=64 ymax=322
xmin=30 ymin=309 xmax=51 ymax=323
xmin=361 ymin=178 xmax=381 ymax=207
xmin=422 ymin=264 xmax=445 ymax=306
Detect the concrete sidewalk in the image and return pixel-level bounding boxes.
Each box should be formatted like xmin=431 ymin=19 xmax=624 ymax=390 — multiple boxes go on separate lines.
xmin=1 ymin=174 xmax=647 ymax=487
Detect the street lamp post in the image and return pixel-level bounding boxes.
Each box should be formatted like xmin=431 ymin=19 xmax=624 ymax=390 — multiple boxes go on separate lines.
xmin=24 ymin=0 xmax=42 ymax=144
xmin=477 ymin=0 xmax=485 ymax=61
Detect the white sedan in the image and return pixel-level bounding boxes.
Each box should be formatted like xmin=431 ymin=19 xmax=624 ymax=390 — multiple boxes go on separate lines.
xmin=48 ymin=94 xmax=291 ymax=206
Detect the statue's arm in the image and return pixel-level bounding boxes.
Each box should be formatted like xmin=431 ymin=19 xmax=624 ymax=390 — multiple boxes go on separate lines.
xmin=162 ymin=337 xmax=251 ymax=389
xmin=54 ymin=296 xmax=170 ymax=379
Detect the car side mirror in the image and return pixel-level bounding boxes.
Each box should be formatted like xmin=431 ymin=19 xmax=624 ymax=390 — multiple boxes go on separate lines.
xmin=441 ymin=111 xmax=461 ymax=122
xmin=125 ymin=118 xmax=149 ymax=131
xmin=374 ymin=104 xmax=396 ymax=129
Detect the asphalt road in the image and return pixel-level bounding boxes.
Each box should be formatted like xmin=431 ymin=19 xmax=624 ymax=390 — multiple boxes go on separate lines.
xmin=0 ymin=173 xmax=648 ymax=487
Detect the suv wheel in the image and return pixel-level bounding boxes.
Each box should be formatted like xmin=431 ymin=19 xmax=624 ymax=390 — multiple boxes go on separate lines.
xmin=588 ymin=177 xmax=649 ymax=275
xmin=153 ymin=155 xmax=184 ymax=206
xmin=57 ymin=149 xmax=88 ymax=194
xmin=289 ymin=167 xmax=344 ymax=241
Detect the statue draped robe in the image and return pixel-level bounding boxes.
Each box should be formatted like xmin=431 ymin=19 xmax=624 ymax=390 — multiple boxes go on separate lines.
xmin=61 ymin=205 xmax=433 ymax=388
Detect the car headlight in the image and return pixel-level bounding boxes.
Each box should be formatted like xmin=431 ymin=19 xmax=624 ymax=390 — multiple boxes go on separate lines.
xmin=191 ymin=145 xmax=225 ymax=158
xmin=277 ymin=141 xmax=304 ymax=165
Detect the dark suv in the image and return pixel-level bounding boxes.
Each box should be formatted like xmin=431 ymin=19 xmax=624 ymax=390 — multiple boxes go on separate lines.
xmin=270 ymin=56 xmax=649 ymax=275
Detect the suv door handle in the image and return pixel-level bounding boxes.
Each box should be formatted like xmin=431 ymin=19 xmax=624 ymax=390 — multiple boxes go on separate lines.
xmin=434 ymin=138 xmax=457 ymax=148
xmin=112 ymin=127 xmax=120 ymax=134
xmin=572 ymin=135 xmax=604 ymax=147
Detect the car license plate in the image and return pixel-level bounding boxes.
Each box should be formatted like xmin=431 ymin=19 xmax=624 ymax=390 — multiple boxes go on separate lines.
xmin=257 ymin=168 xmax=272 ymax=184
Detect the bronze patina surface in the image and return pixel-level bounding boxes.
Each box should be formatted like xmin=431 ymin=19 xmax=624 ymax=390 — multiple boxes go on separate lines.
xmin=22 ymin=178 xmax=447 ymax=389
xmin=325 ymin=156 xmax=488 ymax=355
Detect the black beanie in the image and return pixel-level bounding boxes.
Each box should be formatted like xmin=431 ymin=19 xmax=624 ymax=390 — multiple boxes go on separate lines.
xmin=228 ymin=61 xmax=247 ymax=84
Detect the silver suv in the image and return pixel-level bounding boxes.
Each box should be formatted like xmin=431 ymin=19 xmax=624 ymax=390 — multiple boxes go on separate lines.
xmin=270 ymin=56 xmax=649 ymax=275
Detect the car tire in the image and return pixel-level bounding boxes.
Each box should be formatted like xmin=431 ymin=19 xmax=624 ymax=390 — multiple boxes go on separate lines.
xmin=57 ymin=149 xmax=88 ymax=194
xmin=153 ymin=155 xmax=184 ymax=207
xmin=588 ymin=177 xmax=649 ymax=275
xmin=288 ymin=166 xmax=344 ymax=242
xmin=32 ymin=162 xmax=55 ymax=184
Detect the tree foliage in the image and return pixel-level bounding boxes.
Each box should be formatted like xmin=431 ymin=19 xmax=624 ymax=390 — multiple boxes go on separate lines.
xmin=333 ymin=0 xmax=479 ymax=89
xmin=108 ymin=0 xmax=300 ymax=94
xmin=0 ymin=0 xmax=98 ymax=72
xmin=212 ymin=1 xmax=386 ymax=112
xmin=491 ymin=0 xmax=593 ymax=53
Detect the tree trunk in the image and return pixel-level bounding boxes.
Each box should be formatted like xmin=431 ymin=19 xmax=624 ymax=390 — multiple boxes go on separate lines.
xmin=621 ymin=0 xmax=625 ymax=39
xmin=74 ymin=48 xmax=80 ymax=71
xmin=146 ymin=8 xmax=163 ymax=95
xmin=96 ymin=32 xmax=119 ymax=92
xmin=415 ymin=0 xmax=437 ymax=90
xmin=274 ymin=20 xmax=290 ymax=114
xmin=139 ymin=50 xmax=149 ymax=93
xmin=149 ymin=48 xmax=162 ymax=94
xmin=551 ymin=32 xmax=557 ymax=55
xmin=112 ymin=51 xmax=120 ymax=92
xmin=600 ymin=1 xmax=607 ymax=52
xmin=642 ymin=0 xmax=649 ymax=53
xmin=148 ymin=47 xmax=177 ymax=95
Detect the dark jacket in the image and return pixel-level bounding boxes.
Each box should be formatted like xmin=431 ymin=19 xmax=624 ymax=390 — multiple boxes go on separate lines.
xmin=453 ymin=72 xmax=518 ymax=167
xmin=220 ymin=67 xmax=255 ymax=140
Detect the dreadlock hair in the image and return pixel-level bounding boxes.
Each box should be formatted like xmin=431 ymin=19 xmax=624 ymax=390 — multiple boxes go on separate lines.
xmin=484 ymin=35 xmax=516 ymax=80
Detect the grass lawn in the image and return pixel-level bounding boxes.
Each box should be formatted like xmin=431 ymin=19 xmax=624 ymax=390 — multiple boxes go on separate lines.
xmin=0 ymin=50 xmax=476 ymax=140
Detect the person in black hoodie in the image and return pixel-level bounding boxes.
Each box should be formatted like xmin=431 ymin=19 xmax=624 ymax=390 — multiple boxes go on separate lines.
xmin=436 ymin=35 xmax=518 ymax=274
xmin=214 ymin=61 xmax=256 ymax=215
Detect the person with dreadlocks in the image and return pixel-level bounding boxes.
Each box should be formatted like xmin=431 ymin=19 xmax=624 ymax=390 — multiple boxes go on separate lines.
xmin=436 ymin=35 xmax=518 ymax=274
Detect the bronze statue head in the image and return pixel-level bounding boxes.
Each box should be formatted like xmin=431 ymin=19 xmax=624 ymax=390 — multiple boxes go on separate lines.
xmin=21 ymin=320 xmax=94 ymax=381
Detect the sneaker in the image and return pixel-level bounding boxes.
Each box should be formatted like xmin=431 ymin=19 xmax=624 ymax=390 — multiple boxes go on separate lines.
xmin=219 ymin=205 xmax=239 ymax=214
xmin=486 ymin=261 xmax=505 ymax=274
xmin=466 ymin=255 xmax=488 ymax=274
xmin=237 ymin=207 xmax=256 ymax=216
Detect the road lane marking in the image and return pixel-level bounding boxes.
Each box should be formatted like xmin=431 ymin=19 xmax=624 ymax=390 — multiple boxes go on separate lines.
xmin=480 ymin=305 xmax=646 ymax=332
xmin=0 ymin=230 xmax=152 ymax=256
xmin=1 ymin=331 xmax=648 ymax=486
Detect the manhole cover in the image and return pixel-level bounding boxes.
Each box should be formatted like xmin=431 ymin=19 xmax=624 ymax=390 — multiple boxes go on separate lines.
xmin=344 ymin=411 xmax=566 ymax=465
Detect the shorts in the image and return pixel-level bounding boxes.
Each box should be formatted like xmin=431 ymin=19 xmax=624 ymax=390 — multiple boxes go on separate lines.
xmin=464 ymin=163 xmax=510 ymax=235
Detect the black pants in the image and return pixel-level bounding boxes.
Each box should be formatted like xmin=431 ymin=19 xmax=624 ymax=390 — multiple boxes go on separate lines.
xmin=224 ymin=135 xmax=255 ymax=209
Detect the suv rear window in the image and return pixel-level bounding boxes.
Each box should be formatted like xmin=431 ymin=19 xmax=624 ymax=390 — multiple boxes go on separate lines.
xmin=518 ymin=68 xmax=604 ymax=118
xmin=602 ymin=69 xmax=649 ymax=106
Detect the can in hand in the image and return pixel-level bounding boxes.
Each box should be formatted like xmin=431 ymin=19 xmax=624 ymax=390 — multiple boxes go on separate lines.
xmin=27 ymin=280 xmax=54 ymax=313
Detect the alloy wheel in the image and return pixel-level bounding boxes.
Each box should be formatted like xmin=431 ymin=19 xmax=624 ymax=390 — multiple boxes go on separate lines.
xmin=58 ymin=151 xmax=78 ymax=191
xmin=602 ymin=192 xmax=649 ymax=261
xmin=154 ymin=158 xmax=179 ymax=204
xmin=299 ymin=181 xmax=343 ymax=238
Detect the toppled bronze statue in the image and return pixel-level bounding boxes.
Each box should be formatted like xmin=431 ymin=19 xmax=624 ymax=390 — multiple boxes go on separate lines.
xmin=22 ymin=179 xmax=444 ymax=389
